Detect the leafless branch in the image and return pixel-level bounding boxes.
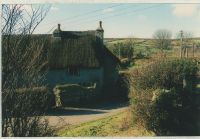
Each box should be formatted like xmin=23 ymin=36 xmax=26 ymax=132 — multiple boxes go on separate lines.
xmin=2 ymin=4 xmax=53 ymax=137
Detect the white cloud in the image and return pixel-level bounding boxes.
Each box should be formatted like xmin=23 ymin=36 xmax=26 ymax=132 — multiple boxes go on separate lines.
xmin=102 ymin=8 xmax=114 ymax=13
xmin=172 ymin=4 xmax=199 ymax=17
xmin=50 ymin=6 xmax=59 ymax=11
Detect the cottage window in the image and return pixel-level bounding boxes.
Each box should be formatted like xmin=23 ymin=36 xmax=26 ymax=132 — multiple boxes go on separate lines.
xmin=66 ymin=67 xmax=80 ymax=76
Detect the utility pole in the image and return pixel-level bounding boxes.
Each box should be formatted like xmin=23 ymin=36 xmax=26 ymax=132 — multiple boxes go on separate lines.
xmin=180 ymin=30 xmax=183 ymax=58
xmin=118 ymin=43 xmax=121 ymax=59
xmin=192 ymin=43 xmax=195 ymax=58
xmin=186 ymin=47 xmax=188 ymax=58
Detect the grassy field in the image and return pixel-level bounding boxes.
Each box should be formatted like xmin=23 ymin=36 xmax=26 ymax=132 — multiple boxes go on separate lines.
xmin=105 ymin=38 xmax=200 ymax=59
xmin=105 ymin=38 xmax=200 ymax=71
xmin=56 ymin=110 xmax=154 ymax=137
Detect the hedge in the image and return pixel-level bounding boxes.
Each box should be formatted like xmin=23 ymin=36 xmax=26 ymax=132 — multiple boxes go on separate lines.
xmin=53 ymin=84 xmax=98 ymax=107
xmin=2 ymin=86 xmax=53 ymax=117
xmin=17 ymin=86 xmax=53 ymax=112
xmin=129 ymin=58 xmax=200 ymax=136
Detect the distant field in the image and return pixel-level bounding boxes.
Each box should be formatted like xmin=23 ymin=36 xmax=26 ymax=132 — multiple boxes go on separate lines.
xmin=104 ymin=37 xmax=200 ymax=44
xmin=105 ymin=37 xmax=200 ymax=60
xmin=105 ymin=38 xmax=200 ymax=47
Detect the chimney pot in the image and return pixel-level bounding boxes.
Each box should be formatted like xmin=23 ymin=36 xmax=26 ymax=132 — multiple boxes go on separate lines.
xmin=58 ymin=24 xmax=61 ymax=31
xmin=99 ymin=21 xmax=102 ymax=28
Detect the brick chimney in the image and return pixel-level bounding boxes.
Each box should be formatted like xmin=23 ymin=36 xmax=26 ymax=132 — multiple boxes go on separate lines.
xmin=53 ymin=23 xmax=62 ymax=38
xmin=58 ymin=24 xmax=61 ymax=31
xmin=99 ymin=21 xmax=102 ymax=28
xmin=96 ymin=21 xmax=104 ymax=45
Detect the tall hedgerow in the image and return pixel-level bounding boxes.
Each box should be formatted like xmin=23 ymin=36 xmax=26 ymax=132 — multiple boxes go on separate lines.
xmin=129 ymin=58 xmax=200 ymax=135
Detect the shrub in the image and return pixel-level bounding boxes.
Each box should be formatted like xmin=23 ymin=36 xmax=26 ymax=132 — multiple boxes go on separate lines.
xmin=133 ymin=58 xmax=198 ymax=91
xmin=110 ymin=42 xmax=134 ymax=59
xmin=148 ymin=88 xmax=200 ymax=135
xmin=120 ymin=58 xmax=131 ymax=69
xmin=135 ymin=51 xmax=147 ymax=59
xmin=196 ymin=42 xmax=200 ymax=48
xmin=53 ymin=84 xmax=97 ymax=106
xmin=129 ymin=58 xmax=200 ymax=136
xmin=15 ymin=86 xmax=53 ymax=115
xmin=114 ymin=71 xmax=130 ymax=101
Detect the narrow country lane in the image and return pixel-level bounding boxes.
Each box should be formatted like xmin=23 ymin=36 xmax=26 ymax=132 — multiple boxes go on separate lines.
xmin=45 ymin=102 xmax=129 ymax=129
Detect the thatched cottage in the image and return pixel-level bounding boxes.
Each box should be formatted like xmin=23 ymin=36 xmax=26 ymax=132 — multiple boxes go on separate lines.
xmin=46 ymin=21 xmax=120 ymax=91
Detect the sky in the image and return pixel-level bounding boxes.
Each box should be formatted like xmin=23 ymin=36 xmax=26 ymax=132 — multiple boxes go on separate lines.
xmin=31 ymin=3 xmax=200 ymax=38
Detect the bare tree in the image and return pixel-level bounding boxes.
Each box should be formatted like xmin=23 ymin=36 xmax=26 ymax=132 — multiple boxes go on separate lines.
xmin=153 ymin=29 xmax=172 ymax=50
xmin=2 ymin=4 xmax=54 ymax=136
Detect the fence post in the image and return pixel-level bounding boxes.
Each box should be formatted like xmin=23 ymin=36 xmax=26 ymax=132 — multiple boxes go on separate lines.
xmin=186 ymin=47 xmax=188 ymax=58
xmin=180 ymin=30 xmax=183 ymax=58
xmin=193 ymin=43 xmax=195 ymax=58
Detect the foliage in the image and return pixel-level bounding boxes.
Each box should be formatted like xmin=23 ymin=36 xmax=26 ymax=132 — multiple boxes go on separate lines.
xmin=120 ymin=58 xmax=133 ymax=69
xmin=2 ymin=87 xmax=53 ymax=118
xmin=133 ymin=58 xmax=198 ymax=91
xmin=147 ymin=88 xmax=200 ymax=135
xmin=129 ymin=58 xmax=200 ymax=136
xmin=2 ymin=87 xmax=55 ymax=136
xmin=2 ymin=4 xmax=53 ymax=137
xmin=113 ymin=72 xmax=130 ymax=101
xmin=196 ymin=42 xmax=200 ymax=48
xmin=107 ymin=39 xmax=159 ymax=63
xmin=109 ymin=40 xmax=135 ymax=60
xmin=153 ymin=29 xmax=172 ymax=50
xmin=53 ymin=84 xmax=97 ymax=106
xmin=135 ymin=51 xmax=146 ymax=59
xmin=15 ymin=87 xmax=53 ymax=114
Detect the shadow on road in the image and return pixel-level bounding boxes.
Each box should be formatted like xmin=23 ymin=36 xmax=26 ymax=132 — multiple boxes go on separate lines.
xmin=46 ymin=101 xmax=129 ymax=116
xmin=46 ymin=108 xmax=107 ymax=116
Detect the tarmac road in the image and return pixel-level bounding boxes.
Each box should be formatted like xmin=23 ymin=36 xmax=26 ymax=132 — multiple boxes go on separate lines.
xmin=44 ymin=102 xmax=129 ymax=129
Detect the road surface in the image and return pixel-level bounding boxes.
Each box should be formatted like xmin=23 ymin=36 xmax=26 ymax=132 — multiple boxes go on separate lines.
xmin=44 ymin=102 xmax=129 ymax=129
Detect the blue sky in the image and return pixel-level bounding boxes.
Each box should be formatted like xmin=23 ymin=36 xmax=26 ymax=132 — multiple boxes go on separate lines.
xmin=32 ymin=3 xmax=200 ymax=38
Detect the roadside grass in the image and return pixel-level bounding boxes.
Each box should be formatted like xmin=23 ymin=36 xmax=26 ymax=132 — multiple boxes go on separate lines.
xmin=56 ymin=110 xmax=154 ymax=137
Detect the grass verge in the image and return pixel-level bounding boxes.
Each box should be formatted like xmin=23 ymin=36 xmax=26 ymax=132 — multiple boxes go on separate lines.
xmin=56 ymin=110 xmax=154 ymax=137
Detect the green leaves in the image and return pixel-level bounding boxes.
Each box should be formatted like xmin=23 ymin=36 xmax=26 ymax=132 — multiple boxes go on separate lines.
xmin=130 ymin=58 xmax=199 ymax=135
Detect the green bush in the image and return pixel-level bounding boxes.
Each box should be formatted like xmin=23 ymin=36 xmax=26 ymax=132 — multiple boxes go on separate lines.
xmin=3 ymin=86 xmax=53 ymax=116
xmin=113 ymin=72 xmax=130 ymax=101
xmin=148 ymin=88 xmax=200 ymax=135
xmin=134 ymin=58 xmax=198 ymax=91
xmin=135 ymin=51 xmax=147 ymax=59
xmin=17 ymin=87 xmax=53 ymax=114
xmin=130 ymin=58 xmax=200 ymax=135
xmin=110 ymin=42 xmax=134 ymax=59
xmin=120 ymin=58 xmax=132 ymax=69
xmin=53 ymin=84 xmax=97 ymax=107
xmin=196 ymin=42 xmax=200 ymax=48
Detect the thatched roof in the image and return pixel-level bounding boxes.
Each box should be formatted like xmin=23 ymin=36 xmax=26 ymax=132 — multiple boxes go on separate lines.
xmin=2 ymin=31 xmax=120 ymax=70
xmin=48 ymin=34 xmax=102 ymax=69
xmin=48 ymin=31 xmax=120 ymax=69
